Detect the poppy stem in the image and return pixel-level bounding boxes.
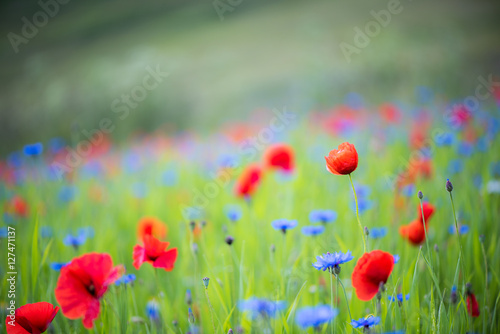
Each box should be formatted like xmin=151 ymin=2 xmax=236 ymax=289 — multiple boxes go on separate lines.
xmin=449 ymin=193 xmax=468 ymax=289
xmin=419 ymin=199 xmax=432 ymax=268
xmin=348 ymin=174 xmax=367 ymax=253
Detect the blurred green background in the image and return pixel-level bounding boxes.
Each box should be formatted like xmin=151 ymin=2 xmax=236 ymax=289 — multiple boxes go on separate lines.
xmin=1 ymin=0 xmax=499 ymax=155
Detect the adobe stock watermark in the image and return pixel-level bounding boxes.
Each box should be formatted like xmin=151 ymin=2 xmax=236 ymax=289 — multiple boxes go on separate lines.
xmin=180 ymin=107 xmax=297 ymax=220
xmin=443 ymin=74 xmax=500 ymax=131
xmin=339 ymin=0 xmax=405 ymax=63
xmin=50 ymin=65 xmax=169 ymax=180
xmin=7 ymin=0 xmax=71 ymax=54
xmin=213 ymin=0 xmax=243 ymax=21
xmin=385 ymin=73 xmax=499 ymax=189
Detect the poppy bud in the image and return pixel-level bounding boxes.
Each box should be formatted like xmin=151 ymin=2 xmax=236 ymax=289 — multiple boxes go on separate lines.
xmin=466 ymin=282 xmax=472 ymax=295
xmin=225 ymin=236 xmax=234 ymax=245
xmin=172 ymin=320 xmax=178 ymax=327
xmin=364 ymin=226 xmax=369 ymax=236
xmin=434 ymin=244 xmax=439 ymax=252
xmin=418 ymin=191 xmax=423 ymax=199
xmin=189 ymin=221 xmax=196 ymax=231
xmin=446 ymin=179 xmax=453 ymax=192
xmin=192 ymin=242 xmax=198 ymax=254
xmin=228 ymin=330 xmax=233 ymax=334
xmin=378 ymin=281 xmax=386 ymax=293
xmin=185 ymin=289 xmax=192 ymax=306
xmin=270 ymin=244 xmax=276 ymax=253
xmin=479 ymin=234 xmax=485 ymax=243
xmin=202 ymin=277 xmax=210 ymax=289
xmin=201 ymin=220 xmax=207 ymax=228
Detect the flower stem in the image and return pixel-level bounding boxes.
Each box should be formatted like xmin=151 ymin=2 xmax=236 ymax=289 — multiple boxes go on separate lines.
xmin=205 ymin=289 xmax=217 ymax=333
xmin=348 ymin=174 xmax=367 ymax=253
xmin=419 ymin=199 xmax=432 ymax=268
xmin=330 ymin=273 xmax=335 ymax=334
xmin=449 ymin=193 xmax=467 ymax=288
xmin=335 ymin=273 xmax=352 ymax=322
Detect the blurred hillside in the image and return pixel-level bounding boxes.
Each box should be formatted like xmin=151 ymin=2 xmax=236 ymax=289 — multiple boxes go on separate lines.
xmin=0 ymin=0 xmax=499 ymax=155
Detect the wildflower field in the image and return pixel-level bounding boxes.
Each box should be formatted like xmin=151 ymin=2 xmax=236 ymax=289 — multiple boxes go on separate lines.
xmin=2 ymin=93 xmax=500 ymax=333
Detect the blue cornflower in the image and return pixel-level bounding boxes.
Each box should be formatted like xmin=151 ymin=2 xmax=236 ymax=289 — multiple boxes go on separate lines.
xmin=393 ymin=255 xmax=400 ymax=264
xmin=0 ymin=227 xmax=8 ymax=238
xmin=115 ymin=274 xmax=136 ymax=286
xmin=301 ymin=225 xmax=325 ymax=236
xmin=238 ymin=298 xmax=286 ymax=319
xmin=50 ymin=262 xmax=69 ymax=271
xmin=63 ymin=227 xmax=93 ymax=248
xmin=309 ymin=209 xmax=337 ymax=224
xmin=388 ymin=293 xmax=410 ymax=303
xmin=435 ymin=132 xmax=455 ymax=147
xmin=312 ymin=251 xmax=354 ymax=273
xmin=271 ymin=219 xmax=297 ymax=234
xmin=473 ymin=175 xmax=483 ymax=189
xmin=23 ymin=143 xmax=43 ymax=156
xmin=448 ymin=224 xmax=470 ymax=235
xmin=369 ymin=227 xmax=388 ymax=239
xmin=7 ymin=151 xmax=23 ymax=168
xmin=296 ymin=305 xmax=338 ymax=329
xmin=401 ymin=184 xmax=415 ymax=197
xmin=448 ymin=159 xmax=464 ymax=174
xmin=217 ymin=153 xmax=239 ymax=169
xmin=355 ymin=184 xmax=371 ymax=198
xmin=457 ymin=141 xmax=474 ymax=157
xmin=40 ymin=226 xmax=53 ymax=238
xmin=58 ymin=185 xmax=77 ymax=202
xmin=48 ymin=137 xmax=65 ymax=154
xmin=351 ymin=316 xmax=380 ymax=329
xmin=224 ymin=204 xmax=242 ymax=222
xmin=477 ymin=137 xmax=488 ymax=152
xmin=351 ymin=198 xmax=373 ymax=214
xmin=146 ymin=299 xmax=160 ymax=320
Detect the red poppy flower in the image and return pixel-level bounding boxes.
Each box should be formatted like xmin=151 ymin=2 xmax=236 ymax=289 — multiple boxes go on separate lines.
xmin=263 ymin=144 xmax=295 ymax=173
xmin=352 ymin=250 xmax=394 ymax=301
xmin=234 ymin=163 xmax=262 ymax=198
xmin=133 ymin=234 xmax=178 ymax=271
xmin=399 ymin=219 xmax=427 ymax=245
xmin=379 ymin=103 xmax=401 ymax=123
xmin=418 ymin=202 xmax=435 ymax=222
xmin=5 ymin=302 xmax=59 ymax=334
xmin=137 ymin=216 xmax=167 ymax=241
xmin=55 ymin=253 xmax=124 ymax=329
xmin=467 ymin=293 xmax=480 ymax=317
xmin=8 ymin=196 xmax=29 ymax=217
xmin=325 ymin=142 xmax=358 ymax=175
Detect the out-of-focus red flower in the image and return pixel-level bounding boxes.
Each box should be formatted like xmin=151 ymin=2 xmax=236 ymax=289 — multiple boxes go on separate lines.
xmin=263 ymin=144 xmax=295 ymax=173
xmin=133 ymin=235 xmax=178 ymax=271
xmin=55 ymin=253 xmax=124 ymax=329
xmin=325 ymin=142 xmax=358 ymax=175
xmin=234 ymin=163 xmax=262 ymax=198
xmin=450 ymin=104 xmax=472 ymax=128
xmin=400 ymin=202 xmax=435 ymax=245
xmin=409 ymin=126 xmax=428 ymax=150
xmin=379 ymin=103 xmax=401 ymax=123
xmin=399 ymin=219 xmax=427 ymax=245
xmin=137 ymin=217 xmax=167 ymax=241
xmin=5 ymin=302 xmax=59 ymax=334
xmin=9 ymin=196 xmax=29 ymax=217
xmin=352 ymin=250 xmax=394 ymax=301
xmin=467 ymin=293 xmax=480 ymax=317
xmin=418 ymin=202 xmax=435 ymax=222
